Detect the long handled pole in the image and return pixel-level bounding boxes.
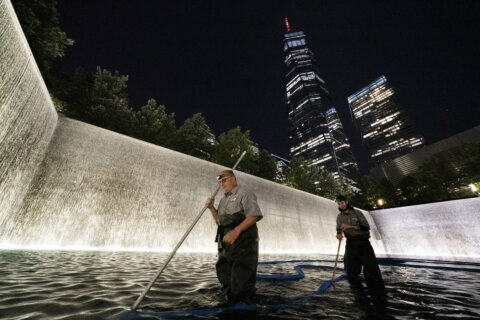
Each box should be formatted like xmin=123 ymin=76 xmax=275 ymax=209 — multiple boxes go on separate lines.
xmin=131 ymin=151 xmax=247 ymax=311
xmin=330 ymin=238 xmax=342 ymax=290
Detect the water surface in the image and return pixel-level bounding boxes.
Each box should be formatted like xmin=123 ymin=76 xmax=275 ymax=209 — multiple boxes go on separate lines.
xmin=0 ymin=251 xmax=479 ymax=319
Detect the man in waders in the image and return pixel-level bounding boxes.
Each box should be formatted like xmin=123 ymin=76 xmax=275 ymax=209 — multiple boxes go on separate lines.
xmin=205 ymin=170 xmax=263 ymax=303
xmin=335 ymin=195 xmax=387 ymax=308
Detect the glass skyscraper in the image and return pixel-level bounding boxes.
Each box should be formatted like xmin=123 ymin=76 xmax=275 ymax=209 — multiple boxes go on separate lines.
xmin=284 ymin=20 xmax=358 ymax=183
xmin=325 ymin=108 xmax=359 ymax=181
xmin=348 ymin=75 xmax=425 ymax=166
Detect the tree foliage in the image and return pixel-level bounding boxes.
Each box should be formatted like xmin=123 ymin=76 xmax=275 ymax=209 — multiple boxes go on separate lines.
xmin=211 ymin=127 xmax=258 ymax=174
xmin=351 ymin=176 xmax=397 ymax=209
xmin=131 ymin=99 xmax=176 ymax=147
xmin=66 ymin=67 xmax=132 ymax=134
xmin=12 ymin=0 xmax=74 ymax=110
xmin=283 ymin=157 xmax=342 ymax=199
xmin=354 ymin=143 xmax=480 ymax=209
xmin=253 ymin=150 xmax=277 ymax=181
xmin=173 ymin=113 xmax=213 ymax=159
xmin=12 ymin=0 xmax=74 ymax=75
xmin=400 ymin=156 xmax=461 ymax=204
xmin=459 ymin=143 xmax=480 ymax=185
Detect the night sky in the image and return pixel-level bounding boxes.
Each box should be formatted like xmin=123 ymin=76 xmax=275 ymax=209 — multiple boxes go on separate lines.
xmin=56 ymin=0 xmax=480 ymax=168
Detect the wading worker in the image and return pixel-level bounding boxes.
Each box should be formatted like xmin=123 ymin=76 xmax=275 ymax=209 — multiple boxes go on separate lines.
xmin=335 ymin=195 xmax=386 ymax=305
xmin=205 ymin=170 xmax=263 ymax=303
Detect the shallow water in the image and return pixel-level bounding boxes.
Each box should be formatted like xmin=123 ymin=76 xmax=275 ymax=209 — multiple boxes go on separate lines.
xmin=0 ymin=251 xmax=479 ymax=320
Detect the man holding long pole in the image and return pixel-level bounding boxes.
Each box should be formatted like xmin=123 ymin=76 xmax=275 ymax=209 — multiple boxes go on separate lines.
xmin=205 ymin=170 xmax=263 ymax=304
xmin=335 ymin=195 xmax=387 ymax=308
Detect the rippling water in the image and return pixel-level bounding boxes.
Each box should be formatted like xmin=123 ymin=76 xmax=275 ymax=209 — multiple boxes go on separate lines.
xmin=0 ymin=251 xmax=479 ymax=320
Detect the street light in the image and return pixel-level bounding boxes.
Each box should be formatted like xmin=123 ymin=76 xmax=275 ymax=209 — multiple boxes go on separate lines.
xmin=469 ymin=183 xmax=478 ymax=193
xmin=377 ymin=198 xmax=386 ymax=208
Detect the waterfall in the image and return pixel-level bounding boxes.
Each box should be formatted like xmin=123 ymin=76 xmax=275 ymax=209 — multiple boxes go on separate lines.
xmin=0 ymin=0 xmax=58 ymax=232
xmin=1 ymin=0 xmax=478 ymax=261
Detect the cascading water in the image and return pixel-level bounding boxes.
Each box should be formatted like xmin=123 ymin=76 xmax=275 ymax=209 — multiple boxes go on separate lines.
xmin=0 ymin=0 xmax=478 ymax=261
xmin=0 ymin=0 xmax=360 ymax=255
xmin=370 ymin=197 xmax=480 ymax=260
xmin=0 ymin=0 xmax=368 ymax=254
xmin=0 ymin=0 xmax=58 ymax=232
xmin=2 ymin=2 xmax=480 ymax=320
xmin=0 ymin=115 xmax=355 ymax=253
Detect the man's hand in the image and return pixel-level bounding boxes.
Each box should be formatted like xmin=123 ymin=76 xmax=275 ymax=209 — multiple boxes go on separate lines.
xmin=336 ymin=233 xmax=343 ymax=241
xmin=205 ymin=197 xmax=214 ymax=209
xmin=223 ymin=230 xmax=239 ymax=245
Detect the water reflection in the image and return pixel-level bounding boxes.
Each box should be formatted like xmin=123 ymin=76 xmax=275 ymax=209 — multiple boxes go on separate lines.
xmin=0 ymin=251 xmax=479 ymax=320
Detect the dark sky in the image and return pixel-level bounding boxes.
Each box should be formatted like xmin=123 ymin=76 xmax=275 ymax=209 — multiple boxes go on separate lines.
xmin=56 ymin=0 xmax=480 ymax=167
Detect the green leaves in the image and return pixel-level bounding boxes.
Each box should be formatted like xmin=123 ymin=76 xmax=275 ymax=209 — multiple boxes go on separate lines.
xmin=12 ymin=0 xmax=74 ymax=74
xmin=12 ymin=0 xmax=75 ymax=110
xmin=282 ymin=157 xmax=343 ymax=199
xmin=173 ymin=113 xmax=213 ymax=159
xmin=353 ymin=143 xmax=480 ymax=209
xmin=66 ymin=67 xmax=132 ymax=134
xmin=131 ymin=99 xmax=175 ymax=147
xmin=254 ymin=150 xmax=277 ymax=181
xmin=211 ymin=127 xmax=258 ymax=174
xmin=208 ymin=127 xmax=278 ymax=181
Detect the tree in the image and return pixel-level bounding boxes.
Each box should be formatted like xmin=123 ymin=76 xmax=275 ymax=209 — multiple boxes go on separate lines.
xmin=66 ymin=67 xmax=132 ymax=134
xmin=253 ymin=150 xmax=277 ymax=181
xmin=399 ymin=155 xmax=467 ymax=205
xmin=283 ymin=157 xmax=316 ymax=194
xmin=211 ymin=127 xmax=258 ymax=174
xmin=173 ymin=113 xmax=213 ymax=159
xmin=459 ymin=143 xmax=480 ymax=185
xmin=283 ymin=157 xmax=342 ymax=199
xmin=315 ymin=167 xmax=344 ymax=199
xmin=12 ymin=0 xmax=74 ymax=74
xmin=418 ymin=156 xmax=456 ymax=202
xmin=131 ymin=99 xmax=176 ymax=148
xmin=12 ymin=0 xmax=74 ymax=108
xmin=351 ymin=176 xmax=398 ymax=210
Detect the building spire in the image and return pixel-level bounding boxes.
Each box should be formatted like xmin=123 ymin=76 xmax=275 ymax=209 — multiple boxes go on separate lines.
xmin=285 ymin=17 xmax=291 ymax=32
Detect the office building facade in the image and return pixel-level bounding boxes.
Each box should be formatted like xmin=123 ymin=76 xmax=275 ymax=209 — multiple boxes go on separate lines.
xmin=284 ymin=20 xmax=358 ymax=183
xmin=348 ymin=75 xmax=425 ymax=166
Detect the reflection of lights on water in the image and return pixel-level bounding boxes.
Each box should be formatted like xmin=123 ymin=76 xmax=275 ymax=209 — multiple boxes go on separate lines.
xmin=0 ymin=244 xmax=336 ymax=255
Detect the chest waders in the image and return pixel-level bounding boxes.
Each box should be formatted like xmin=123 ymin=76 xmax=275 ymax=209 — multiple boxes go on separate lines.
xmin=215 ymin=212 xmax=259 ymax=303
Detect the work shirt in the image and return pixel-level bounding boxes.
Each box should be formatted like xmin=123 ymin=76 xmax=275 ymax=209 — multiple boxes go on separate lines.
xmin=217 ymin=186 xmax=263 ymax=226
xmin=336 ymin=208 xmax=370 ymax=240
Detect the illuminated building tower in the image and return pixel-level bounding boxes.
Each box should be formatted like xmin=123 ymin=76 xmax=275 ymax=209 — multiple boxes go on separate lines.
xmin=325 ymin=108 xmax=359 ymax=181
xmin=348 ymin=75 xmax=425 ymax=166
xmin=284 ymin=18 xmax=358 ymax=183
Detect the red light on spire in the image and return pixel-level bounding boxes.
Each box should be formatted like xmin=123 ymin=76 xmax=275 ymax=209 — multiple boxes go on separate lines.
xmin=285 ymin=17 xmax=291 ymax=32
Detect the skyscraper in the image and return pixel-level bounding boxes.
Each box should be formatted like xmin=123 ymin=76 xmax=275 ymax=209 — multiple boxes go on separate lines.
xmin=325 ymin=108 xmax=359 ymax=181
xmin=348 ymin=75 xmax=425 ymax=166
xmin=284 ymin=19 xmax=358 ymax=183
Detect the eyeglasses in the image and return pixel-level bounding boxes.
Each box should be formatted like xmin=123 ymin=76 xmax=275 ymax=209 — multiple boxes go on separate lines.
xmin=218 ymin=176 xmax=232 ymax=184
